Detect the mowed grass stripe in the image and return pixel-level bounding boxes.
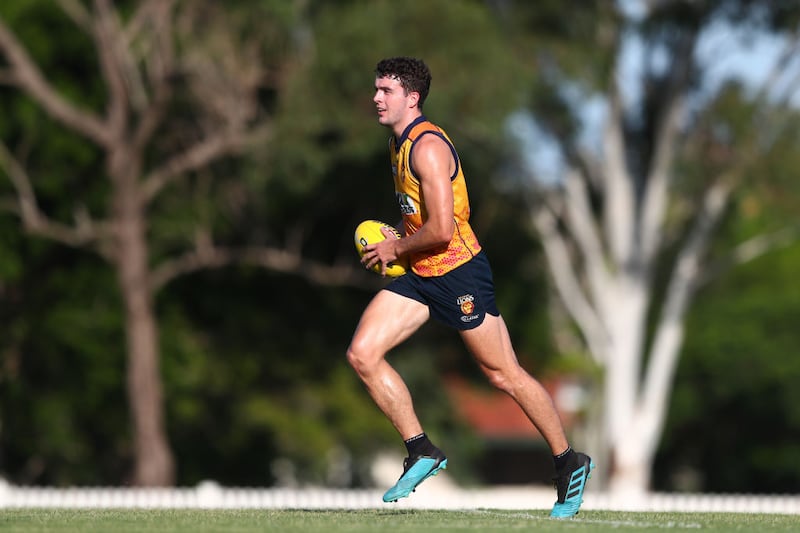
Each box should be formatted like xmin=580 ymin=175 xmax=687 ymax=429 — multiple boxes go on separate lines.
xmin=1 ymin=509 xmax=798 ymax=532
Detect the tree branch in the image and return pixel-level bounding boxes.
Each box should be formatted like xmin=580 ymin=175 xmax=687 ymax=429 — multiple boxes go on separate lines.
xmin=98 ymin=0 xmax=161 ymax=113
xmin=132 ymin=1 xmax=176 ymax=151
xmin=699 ymin=224 xmax=800 ymax=286
xmin=55 ymin=0 xmax=93 ymax=32
xmin=0 ymin=141 xmax=39 ymax=225
xmin=531 ymin=204 xmax=609 ymax=364
xmin=754 ymin=29 xmax=800 ymax=106
xmin=602 ymin=78 xmax=636 ymax=268
xmin=638 ymin=180 xmax=731 ymax=451
xmin=93 ymin=0 xmax=130 ymax=137
xmin=0 ymin=18 xmax=110 ymax=146
xmin=640 ymin=33 xmax=694 ymax=267
xmin=140 ymin=126 xmax=269 ymax=203
xmin=0 ymin=140 xmax=112 ymax=248
xmin=149 ymin=244 xmax=379 ymax=292
xmin=562 ymin=167 xmax=611 ymax=300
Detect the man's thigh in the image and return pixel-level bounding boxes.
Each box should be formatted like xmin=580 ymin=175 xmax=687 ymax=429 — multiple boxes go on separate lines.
xmin=458 ymin=313 xmax=519 ymax=372
xmin=351 ymin=289 xmax=430 ymax=357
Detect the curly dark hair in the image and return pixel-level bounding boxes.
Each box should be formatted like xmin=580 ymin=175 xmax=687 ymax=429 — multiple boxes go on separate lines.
xmin=375 ymin=57 xmax=431 ymax=109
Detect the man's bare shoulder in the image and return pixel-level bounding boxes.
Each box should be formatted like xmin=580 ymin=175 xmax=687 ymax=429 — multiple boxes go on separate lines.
xmin=412 ymin=132 xmax=451 ymax=159
xmin=411 ymin=133 xmax=455 ymax=179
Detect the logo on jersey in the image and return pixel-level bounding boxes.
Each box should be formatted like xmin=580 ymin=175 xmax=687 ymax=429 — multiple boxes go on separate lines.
xmin=396 ymin=192 xmax=418 ymax=215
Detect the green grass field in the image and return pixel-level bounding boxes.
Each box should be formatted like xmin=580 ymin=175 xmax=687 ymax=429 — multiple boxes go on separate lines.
xmin=0 ymin=509 xmax=797 ymax=532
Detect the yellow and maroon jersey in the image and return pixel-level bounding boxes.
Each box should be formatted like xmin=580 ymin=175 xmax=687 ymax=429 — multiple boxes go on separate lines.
xmin=389 ymin=116 xmax=482 ymax=277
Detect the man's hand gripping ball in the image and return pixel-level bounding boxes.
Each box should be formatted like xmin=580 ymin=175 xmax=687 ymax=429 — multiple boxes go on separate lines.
xmin=354 ymin=220 xmax=409 ymax=277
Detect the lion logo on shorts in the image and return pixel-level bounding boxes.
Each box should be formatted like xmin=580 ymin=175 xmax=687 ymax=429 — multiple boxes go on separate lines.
xmin=457 ymin=294 xmax=475 ymax=315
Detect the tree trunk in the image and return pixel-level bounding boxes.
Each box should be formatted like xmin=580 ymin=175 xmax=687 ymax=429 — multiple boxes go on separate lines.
xmin=608 ymin=442 xmax=653 ymax=502
xmin=113 ymin=154 xmax=175 ymax=486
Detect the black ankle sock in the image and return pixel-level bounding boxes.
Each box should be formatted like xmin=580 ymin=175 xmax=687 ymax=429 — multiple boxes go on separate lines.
xmin=404 ymin=433 xmax=436 ymax=457
xmin=553 ymin=447 xmax=575 ymax=472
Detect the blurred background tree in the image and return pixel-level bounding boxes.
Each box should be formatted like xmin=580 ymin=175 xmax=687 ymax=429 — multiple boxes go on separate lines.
xmin=497 ymin=0 xmax=800 ymax=494
xmin=0 ymin=0 xmax=539 ymax=487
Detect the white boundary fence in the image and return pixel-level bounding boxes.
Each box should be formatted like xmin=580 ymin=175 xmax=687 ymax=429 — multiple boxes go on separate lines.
xmin=1 ymin=480 xmax=798 ymax=514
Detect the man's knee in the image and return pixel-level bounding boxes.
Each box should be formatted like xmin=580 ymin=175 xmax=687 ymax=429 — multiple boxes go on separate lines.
xmin=346 ymin=339 xmax=381 ymax=378
xmin=484 ymin=365 xmax=528 ymax=395
xmin=484 ymin=370 xmax=511 ymax=393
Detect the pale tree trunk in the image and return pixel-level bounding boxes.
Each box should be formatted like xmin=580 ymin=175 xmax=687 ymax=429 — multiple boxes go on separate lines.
xmin=609 ymin=181 xmax=732 ymax=498
xmin=535 ymin=170 xmax=730 ymax=498
xmin=527 ymin=27 xmax=772 ymax=496
xmin=529 ymin=37 xmax=799 ymax=495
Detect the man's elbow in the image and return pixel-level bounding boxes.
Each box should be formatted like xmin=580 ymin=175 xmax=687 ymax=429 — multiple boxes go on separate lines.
xmin=432 ymin=220 xmax=454 ymax=246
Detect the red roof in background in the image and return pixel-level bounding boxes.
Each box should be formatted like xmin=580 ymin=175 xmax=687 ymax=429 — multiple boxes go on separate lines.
xmin=444 ymin=375 xmax=577 ymax=440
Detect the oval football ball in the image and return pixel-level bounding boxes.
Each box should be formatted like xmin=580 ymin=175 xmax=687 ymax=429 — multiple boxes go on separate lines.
xmin=354 ymin=220 xmax=409 ymax=277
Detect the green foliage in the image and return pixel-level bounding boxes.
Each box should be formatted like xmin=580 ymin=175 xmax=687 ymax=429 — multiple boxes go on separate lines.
xmin=0 ymin=1 xmax=107 ymax=220
xmin=656 ymin=243 xmax=800 ymax=493
xmin=270 ymin=0 xmax=531 ymax=194
xmin=0 ymin=0 xmax=103 ymax=108
xmin=156 ymin=268 xmax=400 ymax=486
xmin=1 ymin=246 xmax=128 ymax=486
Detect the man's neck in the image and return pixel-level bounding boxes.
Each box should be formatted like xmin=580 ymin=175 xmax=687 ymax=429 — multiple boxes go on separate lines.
xmin=393 ymin=112 xmax=423 ymax=139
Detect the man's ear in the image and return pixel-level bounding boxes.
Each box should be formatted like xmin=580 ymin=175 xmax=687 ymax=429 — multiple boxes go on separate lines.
xmin=408 ymin=91 xmax=420 ymax=108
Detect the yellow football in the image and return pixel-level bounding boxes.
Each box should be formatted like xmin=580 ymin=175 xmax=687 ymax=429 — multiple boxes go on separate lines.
xmin=354 ymin=220 xmax=409 ymax=277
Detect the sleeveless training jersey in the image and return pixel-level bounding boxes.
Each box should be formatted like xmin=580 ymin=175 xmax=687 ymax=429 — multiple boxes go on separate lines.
xmin=390 ymin=116 xmax=482 ymax=277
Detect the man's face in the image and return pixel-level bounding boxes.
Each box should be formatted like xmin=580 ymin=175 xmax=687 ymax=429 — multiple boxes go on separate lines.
xmin=373 ymin=75 xmax=416 ymax=129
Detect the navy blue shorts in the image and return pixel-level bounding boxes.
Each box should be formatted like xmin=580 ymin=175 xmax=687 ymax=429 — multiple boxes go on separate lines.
xmin=384 ymin=251 xmax=500 ymax=330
